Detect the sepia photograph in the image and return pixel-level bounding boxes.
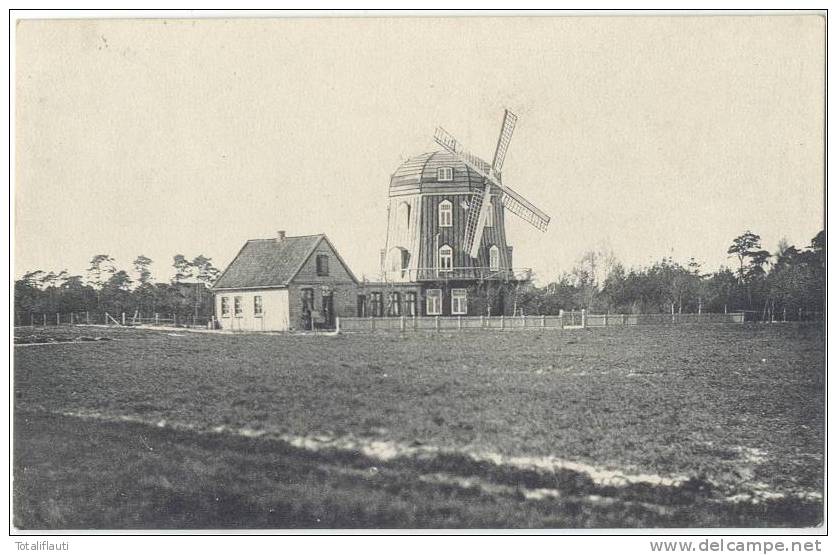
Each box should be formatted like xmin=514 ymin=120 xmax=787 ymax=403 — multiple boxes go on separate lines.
xmin=10 ymin=10 xmax=826 ymax=536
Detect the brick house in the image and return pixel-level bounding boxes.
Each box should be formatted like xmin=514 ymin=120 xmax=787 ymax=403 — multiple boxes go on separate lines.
xmin=211 ymin=232 xmax=359 ymax=331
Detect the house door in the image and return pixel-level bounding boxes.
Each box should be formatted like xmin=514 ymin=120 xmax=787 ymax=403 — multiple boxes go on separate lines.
xmin=322 ymin=292 xmax=334 ymax=329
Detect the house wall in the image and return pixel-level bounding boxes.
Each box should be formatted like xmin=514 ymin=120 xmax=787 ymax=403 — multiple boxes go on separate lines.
xmin=287 ymin=283 xmax=358 ymax=331
xmin=215 ymin=288 xmax=290 ymax=331
xmin=285 ymin=238 xmax=359 ymax=330
xmin=294 ymin=240 xmax=356 ymax=284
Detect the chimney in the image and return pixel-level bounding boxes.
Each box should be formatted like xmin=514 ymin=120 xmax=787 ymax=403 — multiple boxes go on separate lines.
xmin=276 ymin=230 xmax=286 ymax=242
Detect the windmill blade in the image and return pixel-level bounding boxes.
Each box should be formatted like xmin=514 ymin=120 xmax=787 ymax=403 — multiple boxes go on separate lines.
xmin=434 ymin=125 xmax=550 ymax=233
xmin=462 ymin=181 xmax=492 ymax=258
xmin=500 ymin=184 xmax=550 ymax=232
xmin=491 ymin=109 xmax=518 ymax=173
xmin=434 ymin=127 xmax=495 ymax=179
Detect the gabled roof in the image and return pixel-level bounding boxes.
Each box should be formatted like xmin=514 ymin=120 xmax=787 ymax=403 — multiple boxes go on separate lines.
xmin=212 ymin=234 xmax=358 ymax=290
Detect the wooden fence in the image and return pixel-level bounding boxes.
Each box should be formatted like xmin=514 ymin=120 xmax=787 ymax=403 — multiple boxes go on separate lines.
xmin=13 ymin=311 xmax=211 ymax=328
xmin=336 ymin=310 xmax=745 ymax=333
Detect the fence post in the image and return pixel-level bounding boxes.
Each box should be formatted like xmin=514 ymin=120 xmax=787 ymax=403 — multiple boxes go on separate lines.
xmin=500 ymin=315 xmax=505 ymax=330
xmin=70 ymin=313 xmax=74 ymax=325
xmin=581 ymin=309 xmax=587 ymax=329
xmin=435 ymin=315 xmax=440 ymax=332
xmin=86 ymin=311 xmax=90 ymax=325
xmin=335 ymin=317 xmax=341 ymax=334
xmin=559 ymin=309 xmax=564 ymax=329
xmin=541 ymin=314 xmax=546 ymax=328
xmin=174 ymin=314 xmax=177 ymax=326
xmin=400 ymin=315 xmax=405 ymax=332
xmin=155 ymin=313 xmax=159 ymax=325
xmin=122 ymin=312 xmax=126 ymax=326
xmin=43 ymin=314 xmax=47 ymax=327
xmin=457 ymin=315 xmax=462 ymax=330
xmin=480 ymin=315 xmax=485 ymax=328
xmin=56 ymin=313 xmax=60 ymax=326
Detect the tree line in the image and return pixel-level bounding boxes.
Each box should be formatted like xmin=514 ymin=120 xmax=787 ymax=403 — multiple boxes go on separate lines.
xmin=14 ymin=254 xmax=221 ymax=325
xmin=511 ymin=229 xmax=825 ymax=320
xmin=13 ymin=229 xmax=825 ymax=323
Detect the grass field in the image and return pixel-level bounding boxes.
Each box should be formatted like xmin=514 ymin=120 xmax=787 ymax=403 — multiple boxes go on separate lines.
xmin=13 ymin=323 xmax=824 ymax=529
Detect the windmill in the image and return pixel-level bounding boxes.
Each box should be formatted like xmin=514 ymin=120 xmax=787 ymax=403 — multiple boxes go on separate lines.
xmin=433 ymin=109 xmax=551 ymax=258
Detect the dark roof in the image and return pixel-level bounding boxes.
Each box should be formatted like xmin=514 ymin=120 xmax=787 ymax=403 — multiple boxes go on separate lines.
xmin=213 ymin=234 xmax=351 ymax=290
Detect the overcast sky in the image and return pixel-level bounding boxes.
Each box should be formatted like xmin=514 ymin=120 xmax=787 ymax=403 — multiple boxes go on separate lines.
xmin=15 ymin=15 xmax=825 ymax=284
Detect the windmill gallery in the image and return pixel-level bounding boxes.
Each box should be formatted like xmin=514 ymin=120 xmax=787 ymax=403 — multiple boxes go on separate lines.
xmin=211 ymin=110 xmax=551 ymax=332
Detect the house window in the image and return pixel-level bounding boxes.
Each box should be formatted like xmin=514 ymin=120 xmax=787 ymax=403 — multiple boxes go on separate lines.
xmin=438 ymin=244 xmax=453 ymax=272
xmin=370 ymin=292 xmax=383 ymax=317
xmin=452 ymin=289 xmax=468 ymax=315
xmin=301 ymin=288 xmax=315 ymax=312
xmin=220 ymin=297 xmax=230 ymax=317
xmin=254 ymin=295 xmax=263 ymax=316
xmin=234 ymin=296 xmax=243 ymax=317
xmin=387 ymin=292 xmax=401 ymax=316
xmin=489 ymin=245 xmax=500 ymax=271
xmin=316 ymin=254 xmax=329 ymax=276
xmin=484 ymin=195 xmax=493 ymax=227
xmin=438 ymin=200 xmax=453 ymax=227
xmin=357 ymin=294 xmax=367 ymax=317
xmin=404 ymin=292 xmax=417 ymax=316
xmin=426 ymin=289 xmax=442 ymax=315
xmin=437 ymin=167 xmax=453 ymax=181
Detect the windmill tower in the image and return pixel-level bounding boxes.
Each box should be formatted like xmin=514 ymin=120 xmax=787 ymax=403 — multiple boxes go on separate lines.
xmin=382 ymin=109 xmax=550 ymax=315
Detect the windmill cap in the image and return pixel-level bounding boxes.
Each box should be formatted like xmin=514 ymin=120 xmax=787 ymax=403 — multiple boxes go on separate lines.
xmin=388 ymin=151 xmax=500 ymax=196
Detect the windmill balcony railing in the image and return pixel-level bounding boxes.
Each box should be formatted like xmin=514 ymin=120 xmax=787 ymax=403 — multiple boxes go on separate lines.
xmin=383 ymin=266 xmax=533 ymax=282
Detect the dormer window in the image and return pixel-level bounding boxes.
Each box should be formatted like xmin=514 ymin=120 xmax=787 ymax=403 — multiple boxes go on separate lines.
xmin=437 ymin=167 xmax=453 ymax=182
xmin=438 ymin=200 xmax=453 ymax=227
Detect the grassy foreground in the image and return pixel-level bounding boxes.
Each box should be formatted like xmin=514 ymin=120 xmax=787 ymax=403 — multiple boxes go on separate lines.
xmin=13 ymin=323 xmax=824 ymax=528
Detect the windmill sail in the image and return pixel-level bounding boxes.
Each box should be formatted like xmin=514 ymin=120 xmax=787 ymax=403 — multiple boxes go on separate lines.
xmin=500 ymin=184 xmax=550 ymax=231
xmin=462 ymin=181 xmax=492 ymax=258
xmin=491 ymin=109 xmax=518 ymax=173
xmin=434 ymin=125 xmax=550 ymax=233
xmin=434 ymin=127 xmax=495 ymax=180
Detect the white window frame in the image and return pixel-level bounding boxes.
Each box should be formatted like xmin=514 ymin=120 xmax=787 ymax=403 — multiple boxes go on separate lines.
xmin=451 ymin=289 xmax=468 ymax=315
xmin=426 ymin=289 xmax=442 ymax=315
xmin=388 ymin=292 xmax=401 ymax=317
xmin=234 ymin=296 xmax=243 ymax=317
xmin=221 ymin=296 xmax=230 ymax=317
xmin=254 ymin=295 xmax=263 ymax=317
xmin=438 ymin=200 xmax=453 ymax=227
xmin=438 ymin=244 xmax=453 ymax=272
xmin=404 ymin=292 xmax=417 ymax=316
xmin=489 ymin=245 xmax=500 ymax=271
xmin=437 ymin=167 xmax=453 ymax=182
